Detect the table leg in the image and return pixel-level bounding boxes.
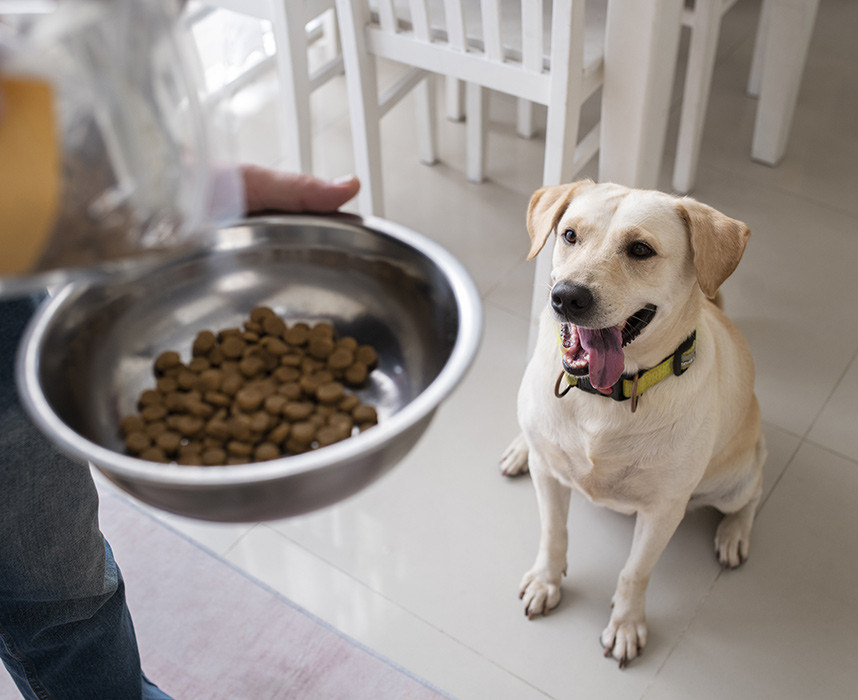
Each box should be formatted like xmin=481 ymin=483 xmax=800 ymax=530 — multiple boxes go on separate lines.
xmin=598 ymin=0 xmax=684 ymax=188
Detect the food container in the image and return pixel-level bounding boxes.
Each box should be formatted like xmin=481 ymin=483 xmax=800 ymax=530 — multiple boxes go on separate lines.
xmin=16 ymin=214 xmax=482 ymax=522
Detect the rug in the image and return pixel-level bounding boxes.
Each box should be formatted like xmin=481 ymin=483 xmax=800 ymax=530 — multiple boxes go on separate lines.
xmin=0 ymin=488 xmax=450 ymax=700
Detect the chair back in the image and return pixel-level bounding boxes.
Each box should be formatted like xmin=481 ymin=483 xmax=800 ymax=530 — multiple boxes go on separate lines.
xmin=361 ymin=0 xmax=584 ymax=108
xmin=337 ymin=0 xmax=604 ymax=213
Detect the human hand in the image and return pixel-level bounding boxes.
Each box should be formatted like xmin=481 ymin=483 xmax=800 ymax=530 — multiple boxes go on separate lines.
xmin=241 ymin=165 xmax=360 ymax=214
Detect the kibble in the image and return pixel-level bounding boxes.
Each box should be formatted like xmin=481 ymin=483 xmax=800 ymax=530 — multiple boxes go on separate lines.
xmin=154 ymin=351 xmax=181 ymax=374
xmin=125 ymin=431 xmax=151 ymax=454
xmin=138 ymin=389 xmax=161 ymax=407
xmin=283 ymin=401 xmax=314 ymax=421
xmin=220 ymin=335 xmax=245 ymax=359
xmin=254 ymin=442 xmax=280 ymax=462
xmin=262 ymin=315 xmax=287 ymax=337
xmin=250 ymin=306 xmax=276 ymax=323
xmin=140 ymin=403 xmax=167 ymax=422
xmin=121 ymin=415 xmax=145 ymax=435
xmin=188 ymin=357 xmax=209 ymax=373
xmin=121 ymin=311 xmax=380 ymax=465
xmin=356 ymin=345 xmax=378 ymax=369
xmin=283 ymin=324 xmax=309 ymax=346
xmin=353 ymin=404 xmax=378 ymax=426
xmin=192 ymin=330 xmax=217 ymax=356
xmin=328 ymin=347 xmax=354 ymax=371
xmin=291 ymin=421 xmax=316 ymax=444
xmin=316 ymin=381 xmax=345 ymax=404
xmin=344 ymin=363 xmax=368 ymax=386
xmin=202 ymin=448 xmax=227 ymax=466
xmin=156 ymin=377 xmax=178 ymax=394
xmin=235 ymin=387 xmax=263 ymax=411
xmin=140 ymin=447 xmax=168 ymax=463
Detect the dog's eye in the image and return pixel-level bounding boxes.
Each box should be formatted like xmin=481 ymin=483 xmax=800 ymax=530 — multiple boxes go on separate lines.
xmin=562 ymin=229 xmax=577 ymax=245
xmin=628 ymin=241 xmax=656 ymax=259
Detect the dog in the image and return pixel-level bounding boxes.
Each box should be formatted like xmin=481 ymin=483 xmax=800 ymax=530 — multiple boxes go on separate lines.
xmin=500 ymin=180 xmax=766 ymax=668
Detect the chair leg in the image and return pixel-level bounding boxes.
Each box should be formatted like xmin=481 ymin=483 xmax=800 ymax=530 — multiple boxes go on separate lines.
xmin=336 ymin=0 xmax=384 ymax=215
xmin=530 ymin=92 xmax=577 ymax=352
xmin=271 ymin=1 xmax=313 ymax=173
xmin=466 ymin=83 xmax=486 ymax=182
xmin=542 ymin=95 xmax=580 ymax=186
xmin=747 ymin=0 xmax=773 ymax=97
xmin=751 ymin=0 xmax=819 ymax=165
xmin=517 ymin=99 xmax=536 ymax=139
xmin=526 ymin=247 xmax=553 ymax=356
xmin=672 ymin=0 xmax=723 ymax=194
xmin=446 ymin=77 xmax=465 ymax=121
xmin=415 ymin=76 xmax=438 ymax=165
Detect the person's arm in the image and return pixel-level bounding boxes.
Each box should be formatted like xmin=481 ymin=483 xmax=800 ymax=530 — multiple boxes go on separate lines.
xmin=240 ymin=165 xmax=360 ymax=214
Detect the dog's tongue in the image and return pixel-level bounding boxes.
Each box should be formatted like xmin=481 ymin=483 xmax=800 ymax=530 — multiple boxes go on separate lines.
xmin=578 ymin=326 xmax=625 ymax=390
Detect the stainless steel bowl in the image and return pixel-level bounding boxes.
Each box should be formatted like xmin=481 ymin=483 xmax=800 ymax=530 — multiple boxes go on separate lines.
xmin=16 ymin=214 xmax=482 ymax=522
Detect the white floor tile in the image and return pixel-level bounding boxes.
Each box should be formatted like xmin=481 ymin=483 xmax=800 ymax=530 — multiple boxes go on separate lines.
xmin=807 ymin=349 xmax=858 ymax=462
xmin=685 ymin=170 xmax=858 ymax=438
xmin=643 ymin=442 xmax=858 ymax=700
xmin=223 ymin=525 xmax=546 ymax=700
xmin=155 ymin=515 xmax=257 ymax=558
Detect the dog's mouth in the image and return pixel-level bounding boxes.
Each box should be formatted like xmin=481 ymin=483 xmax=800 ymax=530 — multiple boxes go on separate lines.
xmin=560 ymin=305 xmax=657 ymax=390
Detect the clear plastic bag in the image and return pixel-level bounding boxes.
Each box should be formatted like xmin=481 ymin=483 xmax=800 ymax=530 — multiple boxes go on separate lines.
xmin=0 ymin=0 xmax=244 ymax=296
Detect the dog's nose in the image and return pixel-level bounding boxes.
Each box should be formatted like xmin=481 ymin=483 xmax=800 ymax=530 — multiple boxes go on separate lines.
xmin=551 ymin=282 xmax=594 ymax=320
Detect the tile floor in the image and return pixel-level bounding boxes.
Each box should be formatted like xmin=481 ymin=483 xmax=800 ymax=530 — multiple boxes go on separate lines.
xmin=105 ymin=1 xmax=858 ymax=698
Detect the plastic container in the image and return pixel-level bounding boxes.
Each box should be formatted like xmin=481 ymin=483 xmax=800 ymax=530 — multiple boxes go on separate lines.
xmin=0 ymin=0 xmax=243 ymax=296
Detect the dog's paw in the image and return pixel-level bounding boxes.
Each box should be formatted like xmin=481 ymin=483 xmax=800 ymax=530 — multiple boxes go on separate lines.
xmin=715 ymin=513 xmax=752 ymax=569
xmin=600 ymin=615 xmax=647 ymax=669
xmin=519 ymin=569 xmax=561 ymax=619
xmin=500 ymin=433 xmax=529 ymax=476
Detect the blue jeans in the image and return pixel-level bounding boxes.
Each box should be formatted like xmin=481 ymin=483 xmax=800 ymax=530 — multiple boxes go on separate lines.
xmin=0 ymin=297 xmax=171 ymax=700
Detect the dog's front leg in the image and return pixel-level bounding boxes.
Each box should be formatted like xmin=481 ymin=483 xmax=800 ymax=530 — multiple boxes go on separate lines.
xmin=601 ymin=501 xmax=687 ymax=668
xmin=520 ymin=460 xmax=571 ymax=618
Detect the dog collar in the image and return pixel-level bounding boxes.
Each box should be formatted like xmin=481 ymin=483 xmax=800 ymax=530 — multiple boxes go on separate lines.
xmin=554 ymin=331 xmax=697 ymax=412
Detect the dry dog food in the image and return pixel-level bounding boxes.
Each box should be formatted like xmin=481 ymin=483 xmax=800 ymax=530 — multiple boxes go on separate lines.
xmin=120 ymin=307 xmax=379 ymax=465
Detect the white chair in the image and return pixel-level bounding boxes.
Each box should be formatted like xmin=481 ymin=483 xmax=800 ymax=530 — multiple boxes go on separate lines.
xmin=672 ymin=0 xmax=819 ymax=193
xmin=747 ymin=0 xmax=820 ymax=166
xmin=185 ymin=0 xmax=344 ymax=174
xmin=335 ymin=0 xmax=605 ymax=217
xmin=672 ymin=0 xmax=740 ymax=194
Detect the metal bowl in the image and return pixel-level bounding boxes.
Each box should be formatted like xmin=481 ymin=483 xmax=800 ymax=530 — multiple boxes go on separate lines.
xmin=16 ymin=214 xmax=482 ymax=522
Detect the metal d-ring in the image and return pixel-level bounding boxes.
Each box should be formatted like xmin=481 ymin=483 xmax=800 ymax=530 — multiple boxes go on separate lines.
xmin=554 ymin=371 xmax=572 ymax=398
xmin=630 ymin=373 xmax=640 ymax=413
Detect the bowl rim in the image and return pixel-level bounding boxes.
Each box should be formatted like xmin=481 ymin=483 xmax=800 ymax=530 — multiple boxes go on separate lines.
xmin=16 ymin=213 xmax=483 ymax=488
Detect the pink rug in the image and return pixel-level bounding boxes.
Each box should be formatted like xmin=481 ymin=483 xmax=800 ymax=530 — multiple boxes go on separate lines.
xmin=0 ymin=489 xmax=448 ymax=700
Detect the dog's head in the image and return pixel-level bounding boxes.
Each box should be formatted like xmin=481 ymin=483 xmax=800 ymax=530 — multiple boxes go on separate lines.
xmin=527 ymin=180 xmax=750 ymax=390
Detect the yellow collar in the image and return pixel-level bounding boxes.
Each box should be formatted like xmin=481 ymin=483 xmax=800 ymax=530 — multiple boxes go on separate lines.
xmin=555 ymin=332 xmax=697 ymax=412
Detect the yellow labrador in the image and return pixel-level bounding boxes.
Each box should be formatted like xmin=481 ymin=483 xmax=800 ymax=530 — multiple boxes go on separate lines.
xmin=500 ymin=181 xmax=766 ymax=667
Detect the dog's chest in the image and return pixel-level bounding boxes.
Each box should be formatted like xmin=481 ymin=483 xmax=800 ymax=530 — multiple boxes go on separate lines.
xmin=539 ymin=401 xmax=674 ymax=511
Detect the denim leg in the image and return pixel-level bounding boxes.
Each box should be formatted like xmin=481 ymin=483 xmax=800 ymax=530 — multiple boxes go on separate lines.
xmin=0 ymin=298 xmax=172 ymax=700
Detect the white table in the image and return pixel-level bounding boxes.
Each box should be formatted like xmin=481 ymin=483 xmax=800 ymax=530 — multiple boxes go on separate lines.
xmin=598 ymin=0 xmax=684 ymax=188
xmin=598 ymin=0 xmax=819 ymax=188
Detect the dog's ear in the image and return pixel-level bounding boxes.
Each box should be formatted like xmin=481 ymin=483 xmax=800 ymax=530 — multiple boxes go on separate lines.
xmin=677 ymin=199 xmax=750 ymax=298
xmin=526 ymin=180 xmax=591 ymax=260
